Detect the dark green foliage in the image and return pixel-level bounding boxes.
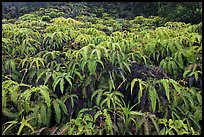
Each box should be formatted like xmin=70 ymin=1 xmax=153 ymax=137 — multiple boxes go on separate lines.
xmin=2 ymin=2 xmax=201 ymax=24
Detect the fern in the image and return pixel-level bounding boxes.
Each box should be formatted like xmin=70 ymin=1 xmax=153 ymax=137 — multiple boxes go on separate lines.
xmin=103 ymin=109 xmax=113 ymax=134
xmin=131 ymin=78 xmax=147 ymax=104
xmin=183 ymin=63 xmax=202 ymax=82
xmin=148 ymin=85 xmax=157 ymax=113
xmin=40 ymin=104 xmax=48 ymax=126
xmin=21 ymin=85 xmax=51 ymax=113
xmin=2 ymin=120 xmax=18 ymax=135
xmin=74 ymin=34 xmax=93 ymax=47
xmin=52 ymin=72 xmax=73 ymax=93
xmin=158 ymin=79 xmax=170 ymax=102
xmin=2 ymin=80 xmax=31 ymax=109
xmin=2 ymin=9 xmax=202 ymax=135
xmin=91 ymin=89 xmax=104 ymax=106
xmin=61 ymin=93 xmax=78 ymax=109
xmin=2 ymin=87 xmax=7 ymax=108
xmin=58 ymin=99 xmax=69 ymax=116
xmin=53 ymin=99 xmax=61 ymax=124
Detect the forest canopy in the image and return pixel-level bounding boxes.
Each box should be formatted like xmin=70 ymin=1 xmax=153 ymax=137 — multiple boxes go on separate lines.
xmin=2 ymin=2 xmax=202 ymax=24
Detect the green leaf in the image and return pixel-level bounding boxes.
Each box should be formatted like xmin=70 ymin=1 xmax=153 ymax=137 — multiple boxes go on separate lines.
xmin=159 ymin=127 xmax=166 ymax=135
xmin=53 ymin=100 xmax=61 ymax=124
xmin=159 ymin=59 xmax=167 ymax=70
xmin=91 ymin=89 xmax=103 ymax=102
xmin=144 ymin=119 xmax=149 ymax=135
xmin=123 ymin=62 xmax=131 ymax=73
xmin=23 ymin=89 xmax=32 ymax=113
xmin=65 ymin=75 xmax=73 ymax=88
xmin=138 ymin=79 xmax=145 ymax=104
xmin=148 ymin=86 xmax=157 ymax=113
xmin=196 ymin=92 xmax=202 ymax=105
xmin=104 ymin=109 xmax=113 ymax=131
xmin=96 ymin=60 xmax=104 ymax=69
xmin=117 ymin=53 xmax=124 ymax=71
xmin=52 ymin=77 xmax=61 ymax=92
xmin=177 ymin=52 xmax=184 ymax=68
xmin=2 ymin=120 xmax=18 ymax=135
xmin=109 ymin=72 xmax=115 ymax=90
xmin=168 ymin=60 xmax=172 ymax=74
xmin=183 ymin=70 xmax=190 ymax=78
xmin=2 ymin=108 xmax=19 ymax=118
xmin=88 ymin=60 xmax=96 ymax=75
xmin=81 ymin=59 xmax=88 ymax=72
xmin=171 ymin=61 xmax=177 ymax=75
xmin=96 ymin=91 xmax=103 ymax=106
xmin=9 ymin=85 xmax=19 ymax=105
xmin=82 ymin=46 xmax=89 ymax=60
xmin=169 ymin=79 xmax=180 ymax=94
xmin=101 ymin=98 xmax=109 ymax=109
xmin=70 ymin=94 xmax=78 ymax=108
xmin=110 ymin=52 xmax=116 ymax=65
xmin=21 ymin=58 xmax=27 ymax=69
xmin=131 ymin=78 xmax=139 ymax=95
xmin=149 ymin=116 xmax=160 ymax=135
xmin=114 ymin=91 xmax=124 ymax=98
xmin=28 ymin=70 xmax=36 ymax=81
xmin=40 ymin=104 xmax=47 ymax=125
xmin=46 ymin=107 xmax=51 ymax=126
xmin=18 ymin=116 xmax=35 ymax=135
xmin=36 ymin=70 xmax=46 ymax=83
xmin=96 ymin=49 xmax=101 ymax=60
xmin=2 ymin=89 xmax=7 ymax=108
xmin=10 ymin=59 xmax=16 ymax=71
xmin=74 ymin=71 xmax=83 ymax=80
xmin=58 ymin=99 xmax=68 ymax=116
xmin=160 ymin=79 xmax=170 ymax=102
xmin=44 ymin=71 xmax=52 ymax=85
xmin=107 ymin=98 xmax=111 ymax=109
xmin=129 ymin=111 xmax=144 ymax=116
xmin=94 ymin=111 xmax=103 ymax=122
xmin=38 ymin=86 xmax=51 ymax=107
xmin=60 ymin=78 xmax=64 ymax=94
xmin=194 ymin=72 xmax=198 ymax=82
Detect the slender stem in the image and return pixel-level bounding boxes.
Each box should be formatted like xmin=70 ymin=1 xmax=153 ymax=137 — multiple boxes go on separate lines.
xmin=109 ymin=71 xmax=116 ymax=134
xmin=20 ymin=62 xmax=29 ymax=84
xmin=116 ymin=78 xmax=126 ymax=91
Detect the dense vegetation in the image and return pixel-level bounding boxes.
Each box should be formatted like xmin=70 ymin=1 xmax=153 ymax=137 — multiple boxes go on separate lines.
xmin=2 ymin=2 xmax=202 ymax=24
xmin=2 ymin=2 xmax=202 ymax=135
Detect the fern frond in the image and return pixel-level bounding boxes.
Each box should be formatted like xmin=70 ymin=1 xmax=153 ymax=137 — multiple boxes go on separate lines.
xmin=159 ymin=79 xmax=170 ymax=102
xmin=58 ymin=99 xmax=69 ymax=116
xmin=60 ymin=78 xmax=64 ymax=94
xmin=104 ymin=109 xmax=113 ymax=132
xmin=53 ymin=100 xmax=61 ymax=124
xmin=169 ymin=79 xmax=181 ymax=94
xmin=38 ymin=85 xmax=51 ymax=108
xmin=40 ymin=104 xmax=48 ymax=125
xmin=91 ymin=89 xmax=104 ymax=106
xmin=148 ymin=86 xmax=157 ymax=113
xmin=88 ymin=60 xmax=97 ymax=75
xmin=2 ymin=88 xmax=7 ymax=108
xmin=94 ymin=110 xmax=103 ymax=122
xmin=52 ymin=77 xmax=62 ymax=92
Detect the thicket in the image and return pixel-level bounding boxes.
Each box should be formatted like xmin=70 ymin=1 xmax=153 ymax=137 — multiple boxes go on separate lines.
xmin=2 ymin=2 xmax=202 ymax=24
xmin=2 ymin=4 xmax=202 ymax=135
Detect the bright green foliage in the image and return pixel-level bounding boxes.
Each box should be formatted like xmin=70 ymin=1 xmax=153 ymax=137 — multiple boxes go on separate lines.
xmin=2 ymin=6 xmax=202 ymax=135
xmin=158 ymin=118 xmax=199 ymax=135
xmin=2 ymin=116 xmax=35 ymax=135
